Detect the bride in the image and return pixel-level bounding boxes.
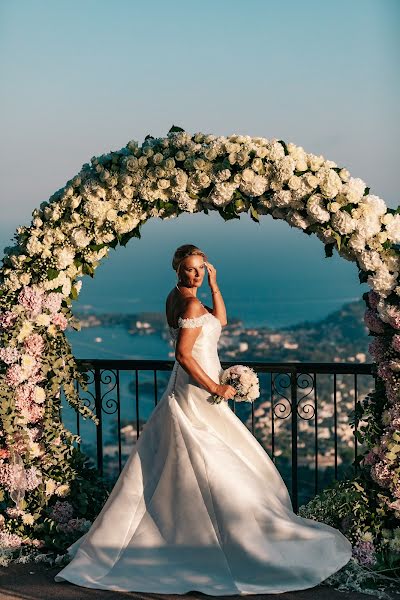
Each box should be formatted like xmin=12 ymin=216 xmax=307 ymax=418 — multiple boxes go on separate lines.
xmin=54 ymin=243 xmax=353 ymax=595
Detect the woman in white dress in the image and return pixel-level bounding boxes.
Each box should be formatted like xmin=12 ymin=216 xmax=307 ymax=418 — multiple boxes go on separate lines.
xmin=54 ymin=243 xmax=353 ymax=595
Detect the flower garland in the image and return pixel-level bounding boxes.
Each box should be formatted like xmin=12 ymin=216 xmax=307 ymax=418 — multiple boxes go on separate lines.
xmin=0 ymin=125 xmax=399 ymax=561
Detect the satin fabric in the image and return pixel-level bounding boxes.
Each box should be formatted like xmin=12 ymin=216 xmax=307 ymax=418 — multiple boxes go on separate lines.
xmin=54 ymin=312 xmax=352 ymax=594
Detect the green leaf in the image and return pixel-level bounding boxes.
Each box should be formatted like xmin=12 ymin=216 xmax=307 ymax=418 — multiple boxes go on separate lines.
xmin=47 ymin=268 xmax=59 ymax=281
xmin=332 ymin=231 xmax=341 ymax=251
xmin=249 ymin=205 xmax=259 ymax=222
xmin=277 ymin=140 xmax=288 ymax=155
xmin=168 ymin=125 xmax=185 ymax=133
xmin=82 ymin=263 xmax=94 ymax=277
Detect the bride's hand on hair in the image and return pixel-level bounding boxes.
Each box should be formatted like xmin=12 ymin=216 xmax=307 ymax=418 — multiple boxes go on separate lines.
xmin=204 ymin=261 xmax=217 ymax=288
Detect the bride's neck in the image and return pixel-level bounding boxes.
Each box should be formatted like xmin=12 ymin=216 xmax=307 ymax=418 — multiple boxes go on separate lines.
xmin=176 ymin=282 xmax=197 ymax=298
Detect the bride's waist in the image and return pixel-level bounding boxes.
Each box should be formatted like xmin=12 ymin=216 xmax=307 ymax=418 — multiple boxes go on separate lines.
xmin=175 ymin=355 xmax=221 ymax=379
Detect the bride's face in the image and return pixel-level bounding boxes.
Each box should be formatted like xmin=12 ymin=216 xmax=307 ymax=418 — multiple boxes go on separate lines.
xmin=179 ymin=255 xmax=206 ymax=288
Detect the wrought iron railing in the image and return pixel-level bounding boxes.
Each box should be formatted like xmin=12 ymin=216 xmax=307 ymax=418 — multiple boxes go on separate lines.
xmin=62 ymin=359 xmax=374 ymax=513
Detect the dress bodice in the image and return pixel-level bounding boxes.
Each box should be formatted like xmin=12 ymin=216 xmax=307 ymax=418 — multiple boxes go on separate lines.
xmin=168 ymin=312 xmax=222 ymax=381
xmin=168 ymin=312 xmax=221 ymax=343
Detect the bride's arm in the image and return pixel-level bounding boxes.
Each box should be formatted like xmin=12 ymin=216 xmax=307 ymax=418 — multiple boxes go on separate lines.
xmin=175 ymin=300 xmax=219 ymax=395
xmin=204 ymin=261 xmax=227 ymax=326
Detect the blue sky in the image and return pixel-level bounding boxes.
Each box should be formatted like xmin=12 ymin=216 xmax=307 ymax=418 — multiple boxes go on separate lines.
xmin=0 ymin=0 xmax=398 ymax=231
xmin=0 ymin=0 xmax=399 ymax=326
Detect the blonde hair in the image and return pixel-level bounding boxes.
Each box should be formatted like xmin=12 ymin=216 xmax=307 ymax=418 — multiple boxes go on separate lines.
xmin=172 ymin=244 xmax=207 ymax=276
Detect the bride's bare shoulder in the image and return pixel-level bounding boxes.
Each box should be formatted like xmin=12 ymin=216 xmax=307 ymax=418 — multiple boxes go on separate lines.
xmin=180 ymin=297 xmax=207 ymax=319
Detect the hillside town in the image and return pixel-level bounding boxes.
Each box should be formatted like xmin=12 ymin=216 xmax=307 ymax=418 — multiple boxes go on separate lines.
xmin=69 ymin=299 xmax=373 ymax=503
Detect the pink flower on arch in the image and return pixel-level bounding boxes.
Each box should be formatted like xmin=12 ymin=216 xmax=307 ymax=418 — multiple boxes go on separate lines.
xmin=5 ymin=364 xmax=26 ymax=387
xmin=52 ymin=313 xmax=68 ymax=331
xmin=23 ymin=333 xmax=45 ymax=357
xmin=0 ymin=310 xmax=18 ymax=329
xmin=18 ymin=286 xmax=44 ymax=317
xmin=42 ymin=292 xmax=63 ymax=314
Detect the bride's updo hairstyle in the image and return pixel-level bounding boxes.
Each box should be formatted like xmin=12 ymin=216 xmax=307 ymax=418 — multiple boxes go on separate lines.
xmin=172 ymin=244 xmax=208 ymax=277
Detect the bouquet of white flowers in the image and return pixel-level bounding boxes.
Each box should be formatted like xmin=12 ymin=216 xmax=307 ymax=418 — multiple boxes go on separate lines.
xmin=210 ymin=364 xmax=260 ymax=404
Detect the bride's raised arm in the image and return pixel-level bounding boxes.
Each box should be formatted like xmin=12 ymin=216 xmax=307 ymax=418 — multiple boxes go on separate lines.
xmin=204 ymin=261 xmax=227 ymax=327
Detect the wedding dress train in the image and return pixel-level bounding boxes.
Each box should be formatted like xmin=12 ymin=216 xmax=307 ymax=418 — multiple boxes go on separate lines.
xmin=54 ymin=310 xmax=352 ymax=595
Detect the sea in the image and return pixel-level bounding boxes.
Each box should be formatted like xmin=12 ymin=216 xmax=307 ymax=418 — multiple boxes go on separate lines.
xmin=0 ymin=215 xmax=370 ymax=464
xmin=1 ymin=212 xmax=369 ymax=360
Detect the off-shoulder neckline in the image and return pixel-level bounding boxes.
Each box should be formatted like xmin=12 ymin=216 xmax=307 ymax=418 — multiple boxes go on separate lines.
xmin=168 ymin=311 xmax=220 ymax=330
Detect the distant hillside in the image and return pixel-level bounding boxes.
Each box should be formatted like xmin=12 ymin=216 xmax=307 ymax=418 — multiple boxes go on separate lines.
xmin=219 ymin=299 xmax=371 ymax=364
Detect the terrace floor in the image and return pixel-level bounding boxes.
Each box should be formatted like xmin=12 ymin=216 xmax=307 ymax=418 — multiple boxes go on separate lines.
xmin=1 ymin=562 xmax=399 ymax=600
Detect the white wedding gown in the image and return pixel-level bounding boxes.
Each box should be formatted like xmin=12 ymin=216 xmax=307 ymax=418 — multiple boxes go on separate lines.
xmin=54 ymin=310 xmax=352 ymax=595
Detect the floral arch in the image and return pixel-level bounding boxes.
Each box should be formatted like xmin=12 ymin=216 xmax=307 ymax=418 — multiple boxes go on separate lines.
xmin=1 ymin=125 xmax=400 ymax=566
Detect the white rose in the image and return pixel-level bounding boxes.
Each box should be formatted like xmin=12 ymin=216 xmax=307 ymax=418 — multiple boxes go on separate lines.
xmin=358 ymin=250 xmax=383 ymax=273
xmin=287 ymin=210 xmax=312 ymax=230
xmin=152 ymin=153 xmax=164 ymax=165
xmin=381 ymin=213 xmax=393 ymax=226
xmin=138 ymin=156 xmax=148 ymax=168
xmin=105 ymin=209 xmax=118 ymax=222
xmin=157 ymin=178 xmax=170 ymax=190
xmin=125 ymin=156 xmax=139 ymax=172
xmin=377 ymin=231 xmax=388 ymax=244
xmin=267 ymin=141 xmax=285 ymax=161
xmin=165 ymin=157 xmax=175 ymax=169
xmin=26 ymin=236 xmax=43 ymax=256
xmin=122 ymin=185 xmax=134 ymax=199
xmin=251 ymin=158 xmax=264 ymax=172
xmin=360 ymin=531 xmax=373 ymax=543
xmin=114 ymin=215 xmax=140 ymax=235
xmin=295 ymin=159 xmax=308 ymax=171
xmin=71 ymin=227 xmax=91 ymax=248
xmin=66 ymin=195 xmax=82 ymax=210
xmin=34 ymin=386 xmax=46 ymax=404
xmin=339 ymin=168 xmax=350 ymax=182
xmin=241 ymin=168 xmax=255 ymax=182
xmin=342 ymin=177 xmax=366 ymax=204
xmin=54 ymin=246 xmax=75 ymax=270
xmin=45 ymin=478 xmax=57 ymax=497
xmin=271 ymin=190 xmax=292 ymax=207
xmin=288 ymin=176 xmax=301 ymax=190
xmin=318 ymin=169 xmax=342 ymax=198
xmin=385 ymin=214 xmax=400 ymax=243
xmin=21 ymin=353 xmax=36 ymax=374
xmin=329 ymin=202 xmax=341 ymax=213
xmin=306 ymin=194 xmax=330 ymax=223
xmin=228 ymin=152 xmax=238 ymax=165
xmin=303 ymin=173 xmax=319 ymax=190
xmin=175 ymin=150 xmax=186 ymax=161
xmin=35 ymin=313 xmax=51 ymax=326
xmin=193 ymin=158 xmax=206 ymax=170
xmin=55 ymin=483 xmax=70 ymax=497
xmin=348 ymin=232 xmax=367 ymax=253
xmin=29 ymin=442 xmax=43 ymax=458
xmin=70 ymin=213 xmax=82 ymax=226
xmin=368 ymin=268 xmax=398 ymax=297
xmin=17 ymin=321 xmax=34 ymax=343
xmin=22 ymin=513 xmax=35 ymax=526
xmin=42 ymin=231 xmax=55 ymax=246
xmin=331 ymin=210 xmax=357 ymax=235
xmin=66 ymin=263 xmax=78 ymax=278
xmin=308 ymin=154 xmax=325 ymax=171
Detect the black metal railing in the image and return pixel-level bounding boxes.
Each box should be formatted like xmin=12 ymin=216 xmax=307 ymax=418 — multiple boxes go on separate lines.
xmin=62 ymin=359 xmax=374 ymax=513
